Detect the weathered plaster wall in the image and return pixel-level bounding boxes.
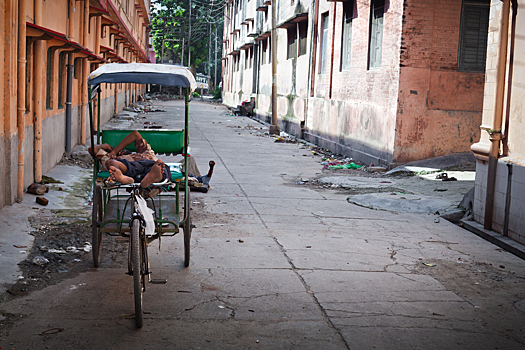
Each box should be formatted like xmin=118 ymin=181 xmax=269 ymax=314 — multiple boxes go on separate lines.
xmin=3 ymin=0 xmax=19 ymax=207
xmin=473 ymin=1 xmax=525 ymax=240
xmin=306 ymin=0 xmax=403 ymax=165
xmin=474 ymin=160 xmax=525 ymax=242
xmin=42 ymin=111 xmax=66 ymax=176
xmin=394 ymin=0 xmax=484 ymax=163
xmin=505 ymin=2 xmax=525 ymax=162
xmin=0 ymin=0 xmax=149 ymax=210
xmin=0 ymin=0 xmax=6 ymax=208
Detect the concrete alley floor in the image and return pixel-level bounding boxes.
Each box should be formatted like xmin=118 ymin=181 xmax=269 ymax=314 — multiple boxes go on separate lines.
xmin=1 ymin=100 xmax=525 ymax=349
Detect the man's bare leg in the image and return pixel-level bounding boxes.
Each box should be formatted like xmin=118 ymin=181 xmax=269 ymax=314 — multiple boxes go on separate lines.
xmin=109 ymin=166 xmax=134 ymax=184
xmin=140 ymin=159 xmax=165 ymax=188
xmin=105 ymin=159 xmax=128 ymax=174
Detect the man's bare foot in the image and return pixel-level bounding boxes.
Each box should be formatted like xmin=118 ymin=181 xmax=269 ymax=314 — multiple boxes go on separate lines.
xmin=140 ymin=159 xmax=165 ymax=188
xmin=109 ymin=166 xmax=134 ymax=185
xmin=206 ymin=161 xmax=216 ymax=177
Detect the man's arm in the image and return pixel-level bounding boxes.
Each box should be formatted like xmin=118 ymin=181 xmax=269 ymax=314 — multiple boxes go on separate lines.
xmin=88 ymin=143 xmax=113 ymax=157
xmin=108 ymin=131 xmax=144 ymax=157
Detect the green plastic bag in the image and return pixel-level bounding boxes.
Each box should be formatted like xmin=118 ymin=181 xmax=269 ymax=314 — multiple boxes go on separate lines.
xmin=328 ymin=162 xmax=362 ymax=170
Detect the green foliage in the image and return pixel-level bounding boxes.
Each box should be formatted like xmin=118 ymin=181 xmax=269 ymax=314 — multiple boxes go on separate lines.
xmin=151 ymin=0 xmax=224 ymax=81
xmin=192 ymin=91 xmax=200 ymax=98
xmin=212 ymin=86 xmax=221 ymax=100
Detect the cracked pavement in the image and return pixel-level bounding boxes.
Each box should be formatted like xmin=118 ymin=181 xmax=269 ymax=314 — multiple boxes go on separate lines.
xmin=1 ymin=100 xmax=525 ymax=349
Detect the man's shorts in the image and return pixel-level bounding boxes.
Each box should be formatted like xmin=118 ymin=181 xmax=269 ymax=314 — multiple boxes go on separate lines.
xmin=116 ymin=159 xmax=171 ymax=184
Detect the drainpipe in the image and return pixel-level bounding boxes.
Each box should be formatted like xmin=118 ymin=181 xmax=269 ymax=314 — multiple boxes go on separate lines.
xmin=84 ymin=1 xmax=89 ymax=47
xmin=80 ymin=1 xmax=89 ymax=144
xmin=80 ymin=57 xmax=88 ymax=144
xmin=68 ymin=0 xmax=75 ymax=42
xmin=484 ymin=0 xmax=510 ymax=230
xmin=270 ymin=0 xmax=280 ymax=135
xmin=33 ymin=0 xmax=43 ymax=182
xmin=309 ymin=0 xmax=320 ymax=98
xmin=95 ymin=16 xmax=101 ymax=56
xmin=17 ymin=0 xmax=27 ymax=200
xmin=65 ymin=54 xmax=74 ymax=153
xmin=65 ymin=0 xmax=75 ymax=153
xmin=503 ymin=163 xmax=513 ymax=236
xmin=303 ymin=0 xmax=318 ymax=139
xmin=328 ymin=3 xmax=336 ymax=99
xmin=114 ymin=81 xmax=119 ymax=116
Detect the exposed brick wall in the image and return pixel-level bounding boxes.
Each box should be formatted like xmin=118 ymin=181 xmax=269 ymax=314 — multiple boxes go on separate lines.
xmin=400 ymin=0 xmax=461 ymax=70
xmin=394 ymin=0 xmax=484 ymax=163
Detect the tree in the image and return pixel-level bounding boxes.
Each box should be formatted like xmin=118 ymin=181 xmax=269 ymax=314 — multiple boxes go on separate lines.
xmin=151 ymin=0 xmax=223 ymax=82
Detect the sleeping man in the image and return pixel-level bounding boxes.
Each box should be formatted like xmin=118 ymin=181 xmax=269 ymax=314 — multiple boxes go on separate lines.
xmin=89 ymin=130 xmax=212 ymax=190
xmin=89 ymin=131 xmax=170 ymax=189
xmin=108 ymin=158 xmax=170 ymax=188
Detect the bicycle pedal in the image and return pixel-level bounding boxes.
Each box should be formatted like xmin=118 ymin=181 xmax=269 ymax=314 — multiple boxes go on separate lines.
xmin=150 ymin=279 xmax=167 ymax=284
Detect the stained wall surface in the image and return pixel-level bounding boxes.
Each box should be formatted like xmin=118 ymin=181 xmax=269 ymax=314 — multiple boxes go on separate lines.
xmin=394 ymin=0 xmax=484 ymax=163
xmin=473 ymin=1 xmax=525 ymax=240
xmin=0 ymin=0 xmax=150 ymax=209
xmin=222 ymin=0 xmax=487 ymax=167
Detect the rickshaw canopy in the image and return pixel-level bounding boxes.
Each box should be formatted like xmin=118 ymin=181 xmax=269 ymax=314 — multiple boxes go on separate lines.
xmin=88 ymin=63 xmax=197 ymax=91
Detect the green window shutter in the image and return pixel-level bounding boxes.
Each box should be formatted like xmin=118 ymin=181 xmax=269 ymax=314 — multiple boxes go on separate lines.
xmin=46 ymin=49 xmax=52 ymax=110
xmin=341 ymin=1 xmax=353 ymax=71
xmin=368 ymin=0 xmax=384 ymax=70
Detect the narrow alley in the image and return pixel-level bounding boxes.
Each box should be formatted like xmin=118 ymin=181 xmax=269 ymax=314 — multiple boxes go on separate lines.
xmin=1 ymin=100 xmax=524 ymax=349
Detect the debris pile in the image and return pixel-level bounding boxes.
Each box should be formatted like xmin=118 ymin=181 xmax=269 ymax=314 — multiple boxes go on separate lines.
xmin=123 ymin=102 xmax=166 ymax=114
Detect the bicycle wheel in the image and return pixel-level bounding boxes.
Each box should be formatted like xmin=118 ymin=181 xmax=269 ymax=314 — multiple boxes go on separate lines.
xmin=183 ymin=190 xmax=192 ymax=267
xmin=131 ymin=219 xmax=144 ymax=328
xmin=92 ymin=184 xmax=103 ymax=267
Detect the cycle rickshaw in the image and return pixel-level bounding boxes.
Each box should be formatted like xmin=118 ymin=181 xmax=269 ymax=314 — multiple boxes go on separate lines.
xmin=88 ymin=63 xmax=196 ymax=328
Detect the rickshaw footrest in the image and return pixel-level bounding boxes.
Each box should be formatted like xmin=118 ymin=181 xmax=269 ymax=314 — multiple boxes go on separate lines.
xmin=150 ymin=279 xmax=167 ymax=284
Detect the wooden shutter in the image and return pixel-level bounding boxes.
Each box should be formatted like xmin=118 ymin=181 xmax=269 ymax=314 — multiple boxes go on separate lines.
xmin=341 ymin=1 xmax=353 ymax=70
xmin=299 ymin=21 xmax=308 ymax=56
xmin=320 ymin=13 xmax=329 ymax=73
xmin=288 ymin=25 xmax=298 ymax=59
xmin=458 ymin=0 xmax=490 ymax=72
xmin=368 ymin=0 xmax=384 ymax=70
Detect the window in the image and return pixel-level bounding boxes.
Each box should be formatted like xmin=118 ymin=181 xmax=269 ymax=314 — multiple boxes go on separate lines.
xmin=368 ymin=0 xmax=384 ymax=70
xmin=74 ymin=58 xmax=80 ymax=79
xmin=341 ymin=1 xmax=353 ymax=71
xmin=261 ymin=38 xmax=268 ymax=65
xmin=268 ymin=38 xmax=272 ymax=64
xmin=287 ymin=26 xmax=297 ymax=59
xmin=46 ymin=48 xmax=53 ymax=110
xmin=320 ymin=12 xmax=329 ymax=74
xmin=288 ymin=21 xmax=308 ymax=59
xmin=245 ymin=47 xmax=253 ymax=69
xmin=298 ymin=21 xmax=308 ymax=56
xmin=74 ymin=58 xmax=81 ymax=79
xmin=457 ymin=0 xmax=490 ymax=72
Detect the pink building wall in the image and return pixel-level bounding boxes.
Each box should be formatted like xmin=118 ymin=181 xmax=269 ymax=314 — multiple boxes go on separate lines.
xmin=395 ymin=0 xmax=484 ymax=164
